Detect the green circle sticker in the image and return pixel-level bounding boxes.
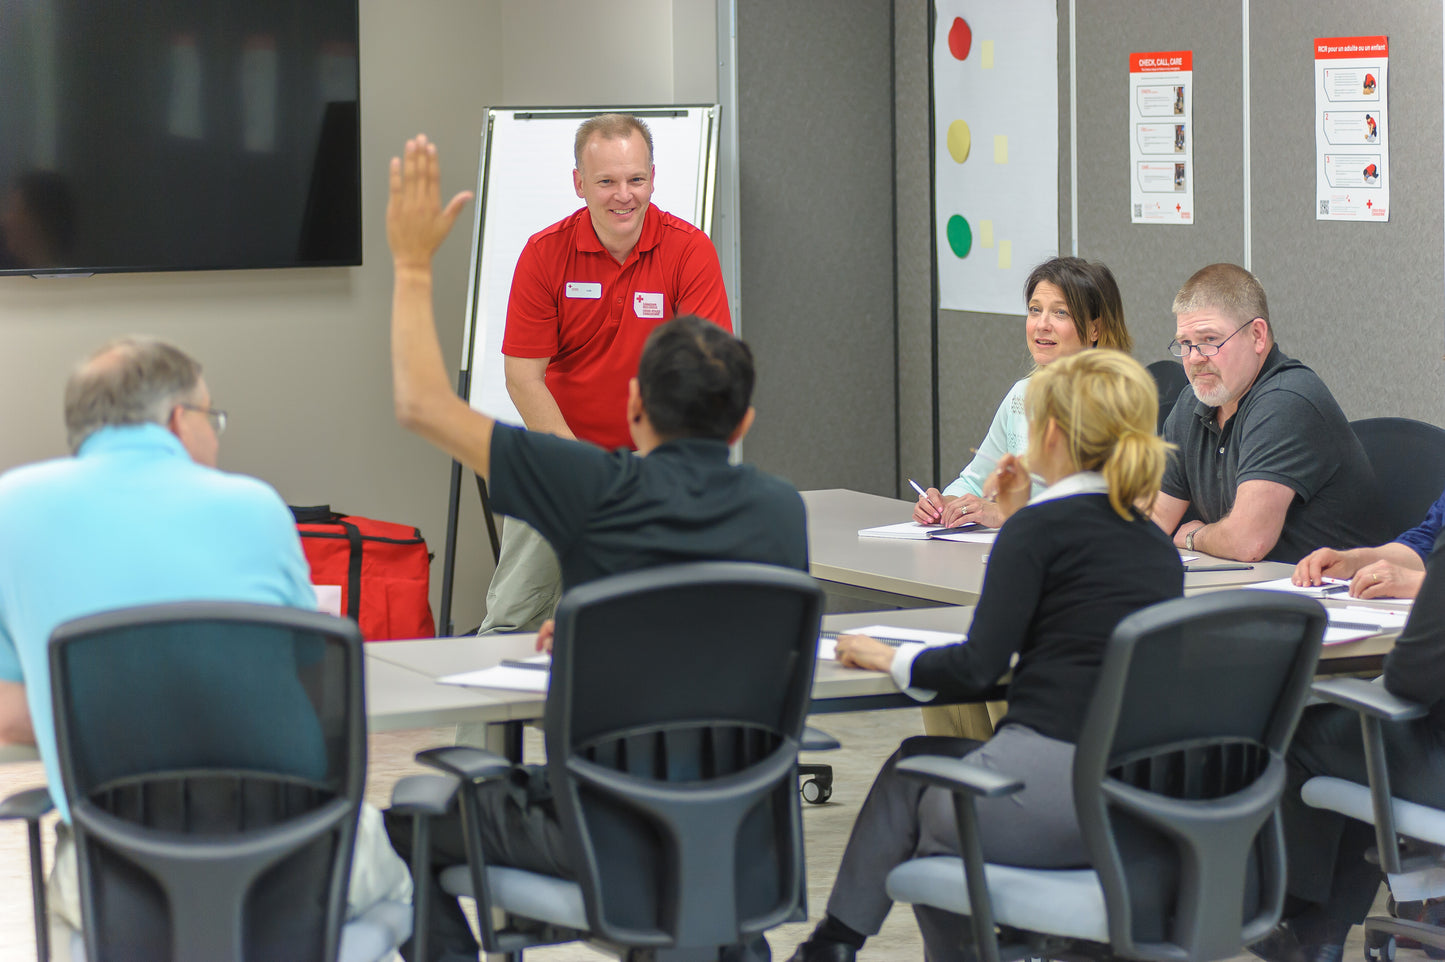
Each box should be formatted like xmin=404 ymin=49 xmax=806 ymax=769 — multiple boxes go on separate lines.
xmin=946 ymin=215 xmax=972 ymax=258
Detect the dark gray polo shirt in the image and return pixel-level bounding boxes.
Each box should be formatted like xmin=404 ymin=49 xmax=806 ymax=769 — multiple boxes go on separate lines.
xmin=489 ymin=424 xmax=808 ymax=588
xmin=1160 ymin=345 xmax=1384 ymax=563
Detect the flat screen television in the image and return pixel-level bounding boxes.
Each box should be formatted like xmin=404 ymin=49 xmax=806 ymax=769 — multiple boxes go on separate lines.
xmin=0 ymin=0 xmax=360 ymax=276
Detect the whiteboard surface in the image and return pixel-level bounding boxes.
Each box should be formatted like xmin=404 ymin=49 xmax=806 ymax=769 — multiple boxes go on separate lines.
xmin=462 ymin=106 xmax=719 ymax=426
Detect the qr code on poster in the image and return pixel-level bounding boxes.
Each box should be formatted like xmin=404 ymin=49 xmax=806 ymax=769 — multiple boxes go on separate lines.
xmin=1319 ymin=200 xmax=1330 ymax=215
xmin=1133 ymin=204 xmax=1142 ymax=217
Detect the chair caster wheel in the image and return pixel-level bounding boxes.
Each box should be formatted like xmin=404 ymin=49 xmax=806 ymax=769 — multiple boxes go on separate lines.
xmin=1365 ymin=932 xmax=1395 ymax=962
xmin=801 ymin=778 xmax=832 ymax=804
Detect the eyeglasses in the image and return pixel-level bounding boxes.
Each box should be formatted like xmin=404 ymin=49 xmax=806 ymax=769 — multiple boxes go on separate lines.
xmin=178 ymin=404 xmax=228 ymax=435
xmin=1168 ymin=318 xmax=1259 ymax=358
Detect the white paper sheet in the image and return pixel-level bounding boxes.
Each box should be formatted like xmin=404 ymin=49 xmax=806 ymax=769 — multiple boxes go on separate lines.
xmin=928 ymin=530 xmax=998 ymax=544
xmin=858 ymin=521 xmax=942 ymax=540
xmin=440 ymin=654 xmax=550 ymax=692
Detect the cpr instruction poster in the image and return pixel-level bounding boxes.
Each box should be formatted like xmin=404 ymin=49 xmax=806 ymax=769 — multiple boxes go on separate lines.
xmin=1129 ymin=51 xmax=1193 ymax=225
xmin=1315 ymin=36 xmax=1388 ymax=222
xmin=933 ymin=0 xmax=1058 ymax=315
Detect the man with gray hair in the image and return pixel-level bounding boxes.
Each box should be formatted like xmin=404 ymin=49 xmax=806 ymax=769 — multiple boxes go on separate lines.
xmin=1151 ymin=263 xmax=1381 ymax=562
xmin=482 ymin=111 xmax=732 ymax=633
xmin=0 ymin=336 xmax=408 ymax=944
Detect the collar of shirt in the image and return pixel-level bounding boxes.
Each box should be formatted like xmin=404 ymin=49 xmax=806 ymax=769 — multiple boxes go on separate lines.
xmin=1190 ymin=343 xmax=1287 ymax=425
xmin=574 ymin=204 xmax=663 ymax=259
xmin=646 ymin=436 xmax=733 ymax=463
xmin=76 ymin=423 xmax=189 ymax=460
xmin=1028 ymin=470 xmax=1109 ymax=507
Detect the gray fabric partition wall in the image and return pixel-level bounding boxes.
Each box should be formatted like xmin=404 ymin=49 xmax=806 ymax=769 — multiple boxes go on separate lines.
xmin=735 ymin=0 xmax=899 ymax=495
xmin=1248 ymin=1 xmax=1445 ymax=425
xmin=735 ymin=0 xmax=1444 ymax=500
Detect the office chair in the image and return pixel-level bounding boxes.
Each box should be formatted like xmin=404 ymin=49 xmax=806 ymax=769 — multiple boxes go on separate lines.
xmin=392 ymin=561 xmax=823 ymax=961
xmin=0 ymin=601 xmax=408 ymax=962
xmin=1147 ymin=359 xmax=1190 ymax=434
xmin=1350 ymin=417 xmax=1445 ymax=541
xmin=1300 ymin=678 xmax=1445 ymax=961
xmin=884 ymin=590 xmax=1325 ymax=962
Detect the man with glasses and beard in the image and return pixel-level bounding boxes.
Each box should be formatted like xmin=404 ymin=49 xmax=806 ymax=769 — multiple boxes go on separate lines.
xmin=1151 ymin=263 xmax=1381 ymax=563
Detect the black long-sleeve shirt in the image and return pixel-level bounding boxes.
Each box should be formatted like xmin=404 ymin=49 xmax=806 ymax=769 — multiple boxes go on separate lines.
xmin=910 ymin=492 xmax=1184 ymax=743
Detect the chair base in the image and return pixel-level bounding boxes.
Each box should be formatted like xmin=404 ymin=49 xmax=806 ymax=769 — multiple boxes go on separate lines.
xmin=799 ymin=763 xmax=832 ymax=804
xmin=1364 ymin=917 xmax=1445 ymax=962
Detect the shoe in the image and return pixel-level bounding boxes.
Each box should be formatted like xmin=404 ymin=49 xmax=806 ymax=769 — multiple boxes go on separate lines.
xmin=1388 ymin=894 xmax=1445 ymax=957
xmin=785 ymin=938 xmax=857 ymax=962
xmin=1247 ymin=922 xmax=1344 ymax=962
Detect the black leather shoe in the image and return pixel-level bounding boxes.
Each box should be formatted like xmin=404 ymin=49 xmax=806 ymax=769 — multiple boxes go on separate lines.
xmin=785 ymin=938 xmax=857 ymax=962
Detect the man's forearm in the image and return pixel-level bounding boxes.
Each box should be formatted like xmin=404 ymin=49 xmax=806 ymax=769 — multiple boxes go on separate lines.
xmin=1187 ymin=516 xmax=1277 ymax=563
xmin=391 ymin=265 xmax=495 ymax=477
xmin=507 ymin=379 xmax=576 ymax=440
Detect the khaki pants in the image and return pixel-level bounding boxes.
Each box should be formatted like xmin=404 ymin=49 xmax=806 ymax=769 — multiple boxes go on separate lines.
xmin=477 ymin=519 xmax=563 ymax=635
xmin=921 ymin=700 xmax=1008 ymax=740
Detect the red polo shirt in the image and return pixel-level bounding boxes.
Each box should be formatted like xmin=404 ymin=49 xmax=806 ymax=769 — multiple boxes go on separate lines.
xmin=503 ymin=206 xmax=732 ymax=450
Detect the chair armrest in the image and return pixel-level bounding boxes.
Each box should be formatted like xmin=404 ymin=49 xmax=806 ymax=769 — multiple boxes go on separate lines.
xmin=801 ymin=726 xmax=841 ymax=752
xmin=895 ymin=755 xmax=1024 ymax=798
xmin=0 ymin=786 xmax=53 ymax=822
xmin=416 ymin=745 xmax=515 ymax=783
xmin=1311 ymin=678 xmax=1428 ymax=723
xmin=388 ymin=774 xmax=459 ymax=818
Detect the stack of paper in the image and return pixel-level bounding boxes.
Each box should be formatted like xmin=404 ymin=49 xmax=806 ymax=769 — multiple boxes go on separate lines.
xmin=819 ymin=625 xmax=965 ymax=660
xmin=858 ymin=522 xmax=943 ymax=540
xmin=1323 ymin=606 xmax=1410 ymax=645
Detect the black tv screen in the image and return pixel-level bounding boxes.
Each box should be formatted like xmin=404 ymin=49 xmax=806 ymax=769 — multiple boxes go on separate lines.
xmin=0 ymin=0 xmax=360 ymax=275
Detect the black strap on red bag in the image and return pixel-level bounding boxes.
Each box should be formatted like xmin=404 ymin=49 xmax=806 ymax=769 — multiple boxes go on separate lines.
xmin=290 ymin=504 xmax=364 ymax=623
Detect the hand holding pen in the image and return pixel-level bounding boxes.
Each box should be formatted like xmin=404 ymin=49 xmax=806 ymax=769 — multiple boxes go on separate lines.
xmin=908 ymin=478 xmax=946 ymax=524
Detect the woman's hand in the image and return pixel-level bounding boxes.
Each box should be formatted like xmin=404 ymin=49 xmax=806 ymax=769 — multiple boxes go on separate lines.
xmin=913 ymin=488 xmax=949 ymax=523
xmin=941 ymin=494 xmax=1005 ymax=529
xmin=833 ymin=634 xmax=897 ymax=672
xmin=982 ymin=453 xmax=1033 ymax=521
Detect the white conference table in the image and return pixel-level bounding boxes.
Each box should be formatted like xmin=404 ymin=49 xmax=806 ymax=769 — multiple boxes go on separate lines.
xmin=801 ymin=488 xmax=1297 ymax=607
xmin=363 ymin=596 xmax=1397 ymax=759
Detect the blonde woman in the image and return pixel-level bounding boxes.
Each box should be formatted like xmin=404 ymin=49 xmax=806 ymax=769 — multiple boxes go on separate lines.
xmin=789 ymin=351 xmax=1183 ymax=962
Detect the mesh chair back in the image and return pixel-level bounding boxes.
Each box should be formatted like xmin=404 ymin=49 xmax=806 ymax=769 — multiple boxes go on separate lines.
xmin=544 ymin=562 xmax=823 ymax=951
xmin=49 ymin=602 xmax=365 ymax=962
xmin=1351 ymin=417 xmax=1445 ymax=541
xmin=1073 ymin=590 xmax=1325 ymax=962
xmin=1147 ymin=360 xmax=1191 ymax=435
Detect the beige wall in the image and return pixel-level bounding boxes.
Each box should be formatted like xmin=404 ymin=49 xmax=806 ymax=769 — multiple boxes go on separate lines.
xmin=0 ymin=0 xmax=715 ymax=635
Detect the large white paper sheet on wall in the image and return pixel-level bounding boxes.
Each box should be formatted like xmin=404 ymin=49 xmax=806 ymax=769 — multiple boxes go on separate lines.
xmin=1129 ymin=51 xmax=1194 ymax=225
xmin=933 ymin=1 xmax=1058 ymax=315
xmin=1315 ymin=36 xmax=1389 ymax=223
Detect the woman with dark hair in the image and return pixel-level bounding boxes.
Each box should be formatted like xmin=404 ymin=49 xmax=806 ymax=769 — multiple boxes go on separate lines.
xmin=913 ymin=256 xmax=1132 ymax=531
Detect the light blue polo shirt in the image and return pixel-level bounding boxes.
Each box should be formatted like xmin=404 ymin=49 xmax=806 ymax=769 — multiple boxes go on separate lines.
xmin=0 ymin=424 xmax=316 ymax=820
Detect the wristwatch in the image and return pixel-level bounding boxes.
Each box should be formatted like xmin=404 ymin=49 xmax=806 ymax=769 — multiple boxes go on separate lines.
xmin=1185 ymin=529 xmax=1196 ymax=551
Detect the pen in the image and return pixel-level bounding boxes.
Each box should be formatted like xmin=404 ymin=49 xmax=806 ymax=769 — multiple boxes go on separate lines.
xmin=500 ymin=659 xmax=550 ymax=672
xmin=907 ymin=478 xmax=929 ymax=500
xmin=1319 ymin=584 xmax=1350 ymax=595
xmin=1183 ymin=562 xmax=1254 ymax=572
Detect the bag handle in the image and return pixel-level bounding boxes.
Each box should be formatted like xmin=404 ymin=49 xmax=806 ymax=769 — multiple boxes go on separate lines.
xmin=290 ymin=504 xmax=345 ymax=525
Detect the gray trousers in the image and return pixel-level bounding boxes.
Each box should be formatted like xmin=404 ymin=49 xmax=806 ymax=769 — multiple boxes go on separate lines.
xmin=478 ymin=519 xmax=562 ymax=635
xmin=826 ymin=725 xmax=1083 ymax=961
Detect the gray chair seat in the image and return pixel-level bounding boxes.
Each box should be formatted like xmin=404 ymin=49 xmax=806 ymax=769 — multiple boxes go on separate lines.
xmin=885 ymin=856 xmax=1108 ymax=942
xmin=1303 ymin=776 xmax=1445 ymax=847
xmin=439 ymin=864 xmax=588 ymax=930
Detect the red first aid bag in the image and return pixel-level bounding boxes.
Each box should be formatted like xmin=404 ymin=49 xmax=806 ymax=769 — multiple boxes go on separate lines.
xmin=290 ymin=505 xmax=436 ymax=641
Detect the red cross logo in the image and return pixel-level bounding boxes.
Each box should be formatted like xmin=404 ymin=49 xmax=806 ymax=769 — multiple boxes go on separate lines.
xmin=1366 ymin=199 xmax=1373 ymax=209
xmin=635 ymin=293 xmax=644 ymax=305
xmin=1176 ymin=203 xmax=1182 ymax=212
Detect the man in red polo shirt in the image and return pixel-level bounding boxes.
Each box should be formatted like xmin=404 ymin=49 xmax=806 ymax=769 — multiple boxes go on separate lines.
xmin=479 ymin=113 xmax=732 ymax=634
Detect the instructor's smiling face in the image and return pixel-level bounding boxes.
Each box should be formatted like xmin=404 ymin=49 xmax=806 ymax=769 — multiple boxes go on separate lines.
xmin=574 ymin=130 xmax=654 ymax=255
xmin=1025 ymin=280 xmax=1092 ymax=366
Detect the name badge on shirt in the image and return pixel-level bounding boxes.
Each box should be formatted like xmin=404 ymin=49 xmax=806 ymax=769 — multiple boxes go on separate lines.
xmin=633 ymin=291 xmax=665 ymax=318
xmin=565 ymin=282 xmax=602 ymax=299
